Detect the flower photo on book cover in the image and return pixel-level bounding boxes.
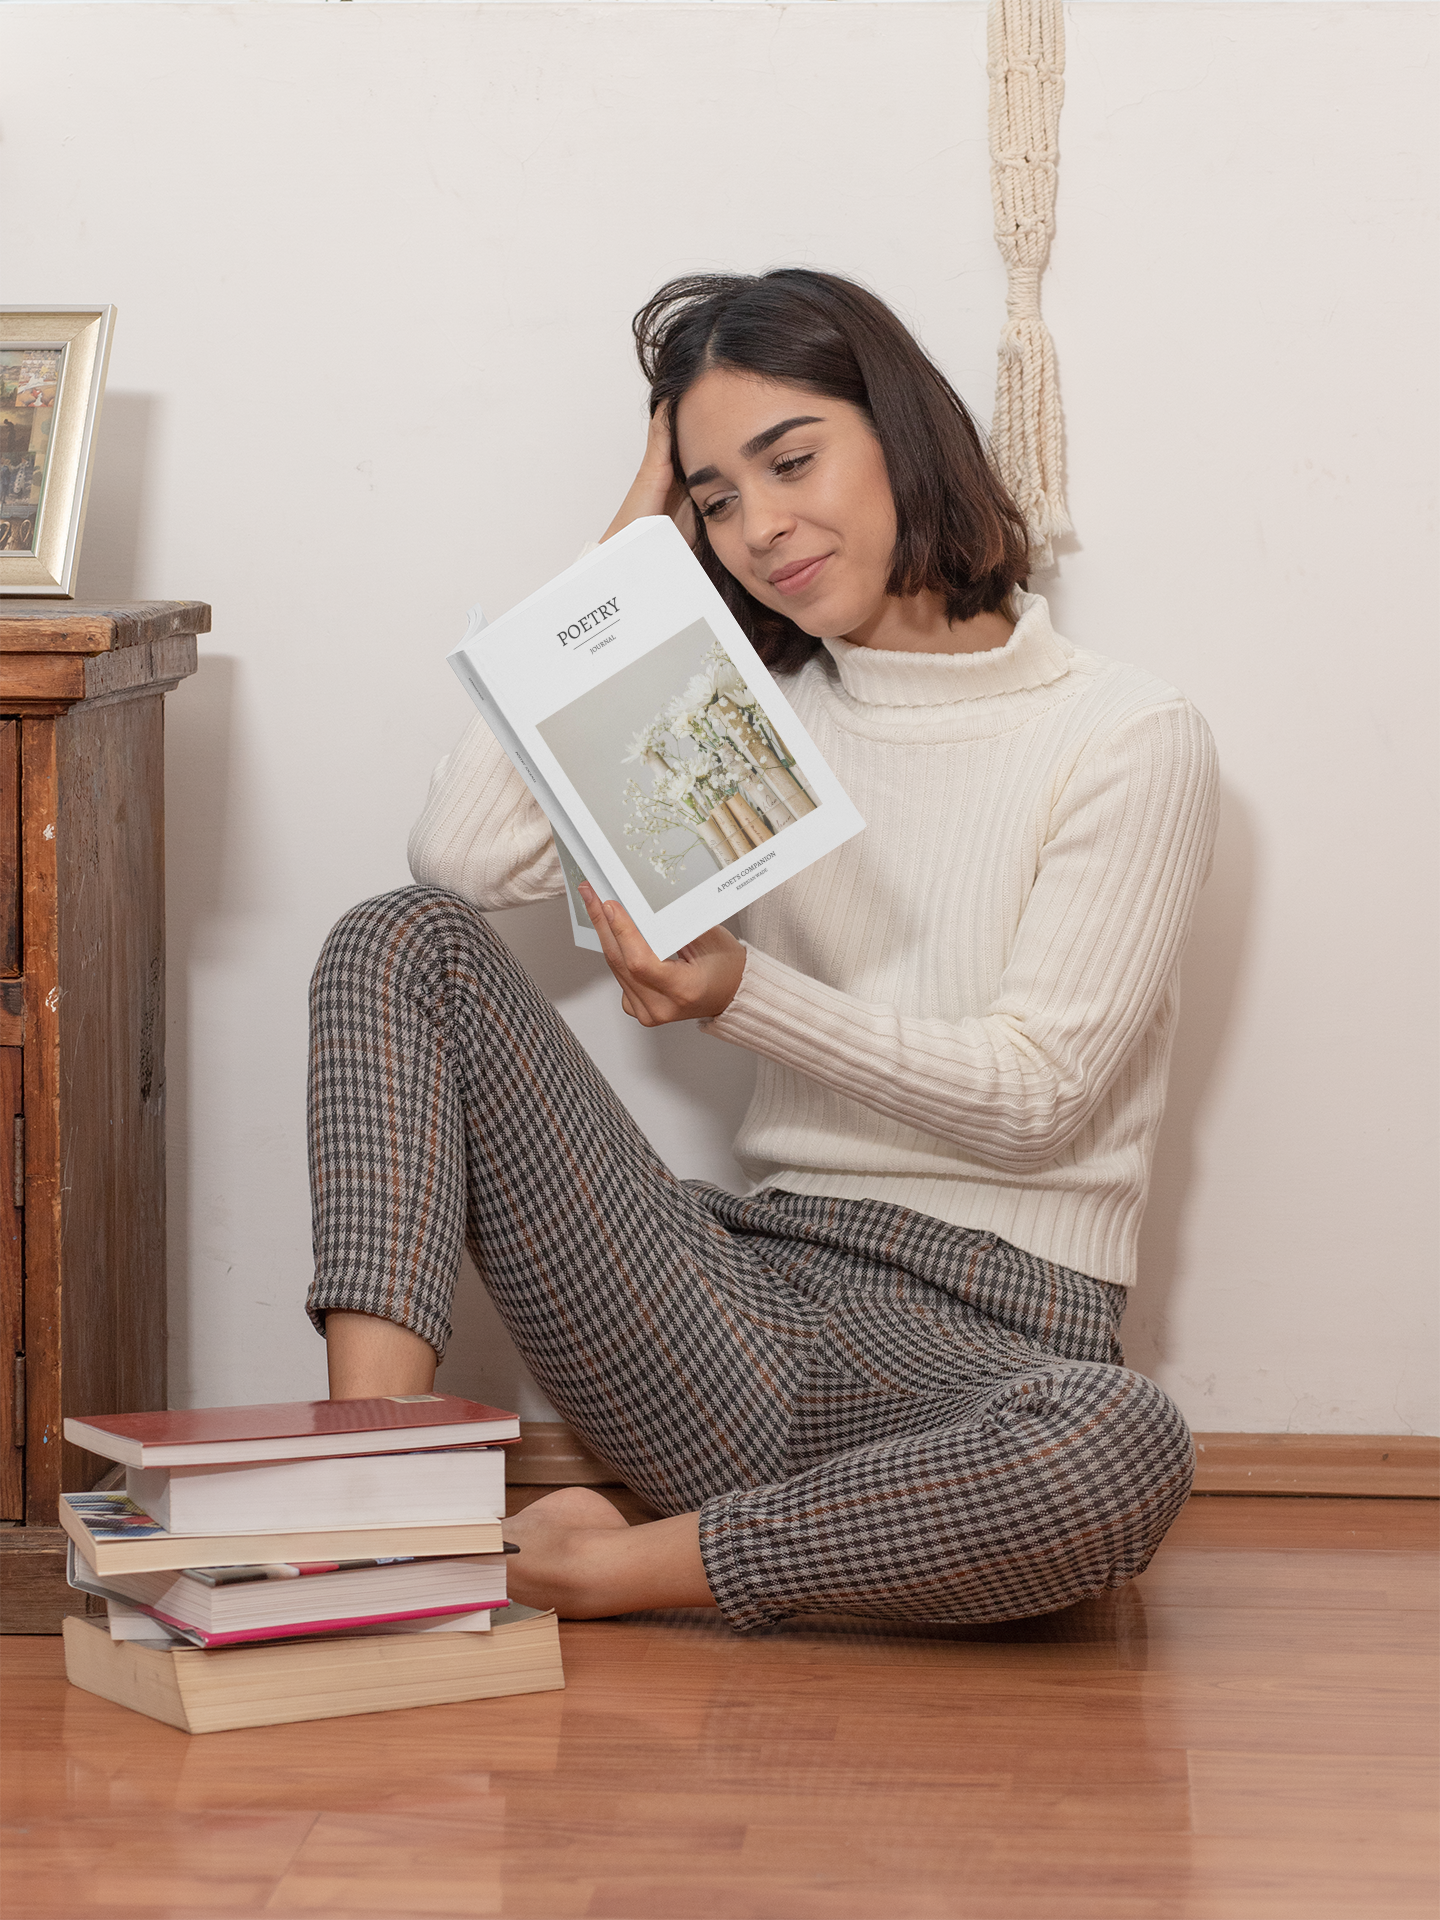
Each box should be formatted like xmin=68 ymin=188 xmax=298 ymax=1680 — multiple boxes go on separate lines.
xmin=536 ymin=617 xmax=820 ymax=909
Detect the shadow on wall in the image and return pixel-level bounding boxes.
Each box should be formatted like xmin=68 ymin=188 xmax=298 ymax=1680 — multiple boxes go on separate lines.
xmin=69 ymin=386 xmax=245 ymax=1395
xmin=1127 ymin=780 xmax=1257 ymax=1383
xmin=163 ymin=653 xmax=242 ymax=1401
xmin=73 ymin=392 xmax=157 ymax=601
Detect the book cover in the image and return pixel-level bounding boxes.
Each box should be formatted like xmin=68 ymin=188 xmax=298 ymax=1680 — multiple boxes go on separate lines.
xmin=64 ymin=1392 xmax=519 ymax=1469
xmin=61 ymin=1491 xmax=506 ymax=1576
xmin=450 ymin=516 xmax=865 ymax=957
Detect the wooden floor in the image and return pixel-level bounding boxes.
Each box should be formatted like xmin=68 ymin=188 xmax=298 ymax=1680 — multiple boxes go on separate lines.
xmin=2 ymin=1497 xmax=1435 ymax=1920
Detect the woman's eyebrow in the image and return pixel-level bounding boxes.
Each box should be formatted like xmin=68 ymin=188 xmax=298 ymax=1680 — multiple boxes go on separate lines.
xmin=684 ymin=415 xmax=824 ymax=489
xmin=741 ymin=414 xmax=823 ymax=461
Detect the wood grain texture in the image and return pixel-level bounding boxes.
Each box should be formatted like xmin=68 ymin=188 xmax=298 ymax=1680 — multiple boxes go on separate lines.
xmin=1 ymin=1498 xmax=1435 ymax=1919
xmin=0 ymin=722 xmax=16 ymax=974
xmin=516 ymin=1419 xmax=1440 ymax=1500
xmin=0 ymin=1049 xmax=21 ymax=1518
xmin=18 ymin=716 xmax=59 ymax=1519
xmin=54 ymin=693 xmax=168 ymax=1499
xmin=0 ymin=600 xmax=212 ymax=655
xmin=507 ymin=1483 xmax=663 ymax=1526
xmin=0 ymin=604 xmax=193 ymax=1630
xmin=1193 ymin=1432 xmax=1439 ymax=1498
xmin=0 ymin=980 xmax=22 ymax=1047
xmin=507 ymin=1421 xmax=623 ymax=1486
xmin=0 ymin=1526 xmax=101 ymax=1633
xmin=0 ymin=636 xmax=198 ymax=713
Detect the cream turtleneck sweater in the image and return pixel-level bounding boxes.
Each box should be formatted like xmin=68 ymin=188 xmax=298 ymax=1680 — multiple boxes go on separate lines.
xmin=407 ymin=592 xmax=1219 ymax=1289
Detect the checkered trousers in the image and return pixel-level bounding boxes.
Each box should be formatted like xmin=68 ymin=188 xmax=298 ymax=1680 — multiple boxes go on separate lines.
xmin=307 ymin=887 xmax=1194 ymax=1632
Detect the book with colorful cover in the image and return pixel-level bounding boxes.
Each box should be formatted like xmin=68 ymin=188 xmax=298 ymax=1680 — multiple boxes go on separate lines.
xmin=64 ymin=1392 xmax=519 ymax=1469
xmin=66 ymin=1541 xmax=509 ymax=1650
xmin=449 ymin=516 xmax=865 ymax=958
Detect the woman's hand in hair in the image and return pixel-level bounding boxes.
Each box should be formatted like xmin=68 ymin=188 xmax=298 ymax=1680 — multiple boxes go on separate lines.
xmin=601 ymin=402 xmax=696 ymax=546
xmin=579 ymin=884 xmax=745 ymax=1025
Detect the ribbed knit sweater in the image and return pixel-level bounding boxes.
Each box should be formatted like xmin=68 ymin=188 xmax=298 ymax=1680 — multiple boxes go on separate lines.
xmin=408 ymin=591 xmax=1220 ymax=1288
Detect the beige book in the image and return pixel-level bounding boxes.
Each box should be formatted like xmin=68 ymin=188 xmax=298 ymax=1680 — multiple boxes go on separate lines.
xmin=62 ymin=1605 xmax=562 ymax=1734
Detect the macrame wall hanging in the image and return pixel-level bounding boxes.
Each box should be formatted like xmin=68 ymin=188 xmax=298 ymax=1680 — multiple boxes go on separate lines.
xmin=988 ymin=0 xmax=1071 ymax=570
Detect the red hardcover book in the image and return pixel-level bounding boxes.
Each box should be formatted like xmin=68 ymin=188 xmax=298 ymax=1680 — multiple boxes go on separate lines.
xmin=63 ymin=1394 xmax=520 ymax=1469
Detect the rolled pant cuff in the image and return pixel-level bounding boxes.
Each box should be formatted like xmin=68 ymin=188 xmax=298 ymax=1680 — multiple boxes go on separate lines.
xmin=305 ymin=1273 xmax=451 ymax=1362
xmin=698 ymin=1488 xmax=792 ymax=1634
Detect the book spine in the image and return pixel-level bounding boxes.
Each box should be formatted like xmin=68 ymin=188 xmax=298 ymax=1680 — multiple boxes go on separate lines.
xmin=447 ymin=647 xmax=616 ymax=898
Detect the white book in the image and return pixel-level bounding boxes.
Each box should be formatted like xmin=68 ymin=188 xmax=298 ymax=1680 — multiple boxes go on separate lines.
xmin=68 ymin=1550 xmax=497 ymax=1648
xmin=101 ymin=1599 xmax=494 ymax=1644
xmin=449 ymin=516 xmax=865 ymax=957
xmin=68 ymin=1542 xmax=509 ymax=1649
xmin=124 ymin=1444 xmax=507 ymax=1537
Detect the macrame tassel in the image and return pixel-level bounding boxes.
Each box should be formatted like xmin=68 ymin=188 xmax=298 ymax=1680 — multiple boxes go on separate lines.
xmin=988 ymin=0 xmax=1071 ymax=570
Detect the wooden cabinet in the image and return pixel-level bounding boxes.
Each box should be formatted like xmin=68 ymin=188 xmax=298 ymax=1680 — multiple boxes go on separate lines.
xmin=0 ymin=602 xmax=205 ymax=1630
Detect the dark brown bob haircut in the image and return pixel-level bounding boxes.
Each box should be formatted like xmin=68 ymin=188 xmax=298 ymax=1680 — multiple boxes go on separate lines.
xmin=633 ymin=268 xmax=1029 ymax=674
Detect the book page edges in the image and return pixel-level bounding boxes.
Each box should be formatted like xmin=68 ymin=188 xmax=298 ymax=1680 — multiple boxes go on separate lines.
xmin=63 ymin=1613 xmax=563 ymax=1734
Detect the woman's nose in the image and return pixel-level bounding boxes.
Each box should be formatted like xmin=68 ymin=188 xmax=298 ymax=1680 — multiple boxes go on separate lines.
xmin=742 ymin=490 xmax=797 ymax=552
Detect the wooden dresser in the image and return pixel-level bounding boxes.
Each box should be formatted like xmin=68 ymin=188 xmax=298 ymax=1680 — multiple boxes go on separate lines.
xmin=0 ymin=601 xmax=205 ymax=1631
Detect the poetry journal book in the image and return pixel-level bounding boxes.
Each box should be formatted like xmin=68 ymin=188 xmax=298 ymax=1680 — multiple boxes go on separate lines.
xmin=449 ymin=516 xmax=865 ymax=957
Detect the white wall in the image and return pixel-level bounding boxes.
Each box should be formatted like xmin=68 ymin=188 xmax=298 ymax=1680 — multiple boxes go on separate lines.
xmin=3 ymin=4 xmax=1434 ymax=1432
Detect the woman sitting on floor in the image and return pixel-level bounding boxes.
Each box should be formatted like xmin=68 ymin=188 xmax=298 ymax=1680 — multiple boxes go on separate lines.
xmin=307 ymin=268 xmax=1219 ymax=1631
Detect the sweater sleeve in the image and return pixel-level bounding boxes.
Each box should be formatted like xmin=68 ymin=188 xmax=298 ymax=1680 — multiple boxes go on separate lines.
xmin=407 ymin=712 xmax=564 ymax=910
xmin=702 ymin=699 xmax=1220 ymax=1174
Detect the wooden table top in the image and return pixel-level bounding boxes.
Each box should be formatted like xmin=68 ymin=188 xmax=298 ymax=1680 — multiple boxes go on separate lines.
xmin=0 ymin=600 xmax=211 ymax=655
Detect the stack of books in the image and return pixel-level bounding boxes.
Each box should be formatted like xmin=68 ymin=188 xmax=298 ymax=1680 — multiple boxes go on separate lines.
xmin=58 ymin=1392 xmax=564 ymax=1733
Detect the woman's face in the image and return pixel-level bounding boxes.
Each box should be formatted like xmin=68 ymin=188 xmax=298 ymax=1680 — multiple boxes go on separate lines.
xmin=673 ymin=367 xmax=898 ymax=643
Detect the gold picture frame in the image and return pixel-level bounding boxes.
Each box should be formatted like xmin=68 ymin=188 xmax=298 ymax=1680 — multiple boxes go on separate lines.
xmin=0 ymin=306 xmax=115 ymax=597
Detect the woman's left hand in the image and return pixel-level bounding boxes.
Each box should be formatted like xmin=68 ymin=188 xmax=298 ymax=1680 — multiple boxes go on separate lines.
xmin=580 ymin=883 xmax=745 ymax=1025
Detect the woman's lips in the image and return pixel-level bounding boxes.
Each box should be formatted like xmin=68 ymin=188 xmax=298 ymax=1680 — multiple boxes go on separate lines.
xmin=768 ymin=554 xmax=829 ymax=597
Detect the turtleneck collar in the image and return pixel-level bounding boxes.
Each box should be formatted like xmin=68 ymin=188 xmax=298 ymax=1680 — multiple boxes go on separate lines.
xmin=820 ymin=590 xmax=1071 ymax=708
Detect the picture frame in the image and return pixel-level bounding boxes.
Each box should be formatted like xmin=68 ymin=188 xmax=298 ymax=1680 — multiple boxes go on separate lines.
xmin=0 ymin=305 xmax=116 ymax=597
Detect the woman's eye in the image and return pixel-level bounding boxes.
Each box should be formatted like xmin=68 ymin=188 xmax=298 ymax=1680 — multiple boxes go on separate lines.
xmin=774 ymin=452 xmax=815 ymax=480
xmin=699 ymin=493 xmax=736 ymax=521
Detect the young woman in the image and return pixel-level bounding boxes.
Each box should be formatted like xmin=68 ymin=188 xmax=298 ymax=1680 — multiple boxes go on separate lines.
xmin=308 ymin=270 xmax=1219 ymax=1630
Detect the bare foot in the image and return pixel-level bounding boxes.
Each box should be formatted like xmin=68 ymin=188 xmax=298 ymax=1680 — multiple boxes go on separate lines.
xmin=503 ymin=1486 xmax=716 ymax=1619
xmin=504 ymin=1488 xmax=630 ymax=1614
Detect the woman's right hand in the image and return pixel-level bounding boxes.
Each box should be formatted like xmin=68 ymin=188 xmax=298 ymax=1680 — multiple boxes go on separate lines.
xmin=601 ymin=402 xmax=695 ymax=545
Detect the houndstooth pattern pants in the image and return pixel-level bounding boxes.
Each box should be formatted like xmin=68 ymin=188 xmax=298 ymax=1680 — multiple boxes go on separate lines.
xmin=306 ymin=887 xmax=1194 ymax=1632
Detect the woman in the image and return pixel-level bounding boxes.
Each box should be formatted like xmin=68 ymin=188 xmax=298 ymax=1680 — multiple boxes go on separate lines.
xmin=308 ymin=269 xmax=1219 ymax=1630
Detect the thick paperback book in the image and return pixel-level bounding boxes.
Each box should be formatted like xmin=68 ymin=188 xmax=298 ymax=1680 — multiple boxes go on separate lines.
xmin=63 ymin=1607 xmax=564 ymax=1733
xmin=449 ymin=516 xmax=865 ymax=957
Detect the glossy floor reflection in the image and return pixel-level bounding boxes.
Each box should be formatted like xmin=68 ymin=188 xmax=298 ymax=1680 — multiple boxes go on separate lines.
xmin=2 ymin=1498 xmax=1436 ymax=1919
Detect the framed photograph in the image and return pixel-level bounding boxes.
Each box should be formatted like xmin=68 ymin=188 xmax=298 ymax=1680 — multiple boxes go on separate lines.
xmin=0 ymin=306 xmax=115 ymax=597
